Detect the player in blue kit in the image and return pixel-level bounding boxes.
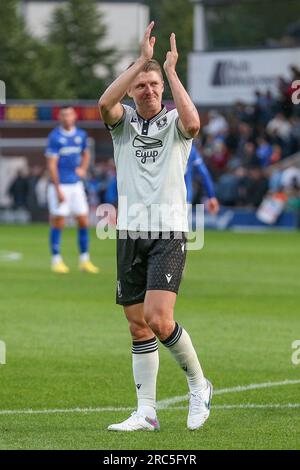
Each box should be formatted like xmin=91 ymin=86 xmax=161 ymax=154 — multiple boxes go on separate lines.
xmin=185 ymin=144 xmax=219 ymax=214
xmin=45 ymin=106 xmax=99 ymax=273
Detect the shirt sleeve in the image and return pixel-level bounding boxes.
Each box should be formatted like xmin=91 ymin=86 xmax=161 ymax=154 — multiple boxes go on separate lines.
xmin=45 ymin=132 xmax=59 ymax=158
xmin=105 ymin=105 xmax=127 ymax=133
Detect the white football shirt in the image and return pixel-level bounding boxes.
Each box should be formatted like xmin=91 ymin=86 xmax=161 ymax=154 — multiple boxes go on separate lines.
xmin=107 ymin=104 xmax=192 ymax=232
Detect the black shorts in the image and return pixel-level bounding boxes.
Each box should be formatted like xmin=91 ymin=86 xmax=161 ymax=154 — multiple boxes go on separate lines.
xmin=116 ymin=231 xmax=187 ymax=306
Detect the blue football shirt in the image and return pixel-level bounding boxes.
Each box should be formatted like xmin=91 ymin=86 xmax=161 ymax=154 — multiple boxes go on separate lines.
xmin=45 ymin=127 xmax=88 ymax=184
xmin=185 ymin=145 xmax=215 ymax=204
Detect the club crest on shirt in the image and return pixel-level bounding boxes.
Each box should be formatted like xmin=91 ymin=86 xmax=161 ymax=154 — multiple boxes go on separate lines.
xmin=156 ymin=116 xmax=167 ymax=130
xmin=74 ymin=136 xmax=82 ymax=144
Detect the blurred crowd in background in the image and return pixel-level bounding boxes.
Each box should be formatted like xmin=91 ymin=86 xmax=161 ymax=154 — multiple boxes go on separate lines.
xmin=7 ymin=65 xmax=300 ymax=217
xmin=194 ymin=64 xmax=300 ymax=210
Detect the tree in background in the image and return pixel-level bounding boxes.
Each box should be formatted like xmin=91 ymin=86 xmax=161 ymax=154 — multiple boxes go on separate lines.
xmin=205 ymin=0 xmax=300 ymax=49
xmin=0 ymin=0 xmax=115 ymax=99
xmin=47 ymin=0 xmax=116 ymax=99
xmin=0 ymin=0 xmax=60 ymax=99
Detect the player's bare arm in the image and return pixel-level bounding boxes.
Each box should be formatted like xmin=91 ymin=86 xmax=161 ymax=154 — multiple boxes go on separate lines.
xmin=76 ymin=149 xmax=90 ymax=179
xmin=164 ymin=33 xmax=200 ymax=138
xmin=98 ymin=21 xmax=156 ymax=126
xmin=47 ymin=157 xmax=65 ymax=203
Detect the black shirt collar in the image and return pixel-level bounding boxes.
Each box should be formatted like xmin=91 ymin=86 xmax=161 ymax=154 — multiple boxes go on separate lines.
xmin=136 ymin=105 xmax=167 ymax=125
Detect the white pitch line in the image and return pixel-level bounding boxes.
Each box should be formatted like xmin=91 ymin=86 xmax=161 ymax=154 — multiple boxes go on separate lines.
xmin=0 ymin=251 xmax=22 ymax=261
xmin=156 ymin=379 xmax=300 ymax=409
xmin=169 ymin=403 xmax=300 ymax=410
xmin=0 ymin=379 xmax=299 ymax=416
xmin=0 ymin=407 xmax=134 ymax=416
xmin=1 ymin=404 xmax=300 ymax=416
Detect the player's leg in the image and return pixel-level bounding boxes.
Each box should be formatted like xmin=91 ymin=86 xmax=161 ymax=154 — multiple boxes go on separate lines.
xmin=47 ymin=184 xmax=70 ymax=273
xmin=107 ymin=303 xmax=160 ymax=432
xmin=73 ymin=182 xmax=99 ymax=273
xmin=108 ymin=233 xmax=159 ymax=432
xmin=125 ymin=303 xmax=159 ymax=418
xmin=50 ymin=216 xmax=68 ymax=271
xmin=144 ymin=234 xmax=212 ymax=430
xmin=144 ymin=290 xmax=207 ymax=391
xmin=144 ymin=289 xmax=212 ymax=430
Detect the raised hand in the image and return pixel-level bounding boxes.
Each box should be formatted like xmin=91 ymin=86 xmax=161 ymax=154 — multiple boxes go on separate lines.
xmin=163 ymin=33 xmax=178 ymax=73
xmin=140 ymin=21 xmax=156 ymax=61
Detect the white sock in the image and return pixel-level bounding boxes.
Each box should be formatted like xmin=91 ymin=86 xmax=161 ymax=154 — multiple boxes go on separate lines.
xmin=79 ymin=252 xmax=90 ymax=263
xmin=52 ymin=254 xmax=62 ymax=265
xmin=161 ymin=323 xmax=206 ymax=393
xmin=132 ymin=337 xmax=159 ymax=419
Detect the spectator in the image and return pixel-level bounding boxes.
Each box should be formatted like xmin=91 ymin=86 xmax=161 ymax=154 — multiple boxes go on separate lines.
xmin=209 ymin=139 xmax=229 ymax=177
xmin=215 ymin=169 xmax=239 ymax=206
xmin=254 ymin=90 xmax=274 ymax=125
xmin=244 ymin=166 xmax=269 ymax=208
xmin=234 ymin=122 xmax=254 ymax=160
xmin=266 ymin=112 xmax=292 ymax=141
xmin=277 ymin=76 xmax=293 ymax=116
xmin=269 ymin=145 xmax=283 ymax=165
xmin=240 ymin=141 xmax=259 ymax=168
xmin=8 ymin=170 xmax=29 ymax=209
xmin=204 ymin=110 xmax=228 ymax=137
xmin=256 ymin=136 xmax=273 ymax=167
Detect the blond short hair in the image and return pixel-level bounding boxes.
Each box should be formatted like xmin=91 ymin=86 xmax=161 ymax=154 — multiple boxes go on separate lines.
xmin=128 ymin=59 xmax=163 ymax=80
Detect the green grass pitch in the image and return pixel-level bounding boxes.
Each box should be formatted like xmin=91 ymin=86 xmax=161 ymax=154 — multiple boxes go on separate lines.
xmin=0 ymin=225 xmax=299 ymax=450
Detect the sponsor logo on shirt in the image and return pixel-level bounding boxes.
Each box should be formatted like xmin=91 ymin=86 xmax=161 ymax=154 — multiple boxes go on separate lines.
xmin=133 ymin=136 xmax=163 ymax=164
xmin=59 ymin=146 xmax=82 ymax=156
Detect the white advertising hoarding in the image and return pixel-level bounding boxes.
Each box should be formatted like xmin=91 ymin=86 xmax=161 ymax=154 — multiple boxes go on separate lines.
xmin=188 ymin=48 xmax=300 ymax=105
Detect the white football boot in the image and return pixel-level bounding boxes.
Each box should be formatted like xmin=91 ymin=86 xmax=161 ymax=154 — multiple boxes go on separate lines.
xmin=187 ymin=379 xmax=213 ymax=430
xmin=108 ymin=411 xmax=160 ymax=432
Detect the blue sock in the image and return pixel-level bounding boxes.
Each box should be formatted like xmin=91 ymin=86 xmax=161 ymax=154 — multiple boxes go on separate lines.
xmin=50 ymin=227 xmax=62 ymax=255
xmin=78 ymin=227 xmax=89 ymax=255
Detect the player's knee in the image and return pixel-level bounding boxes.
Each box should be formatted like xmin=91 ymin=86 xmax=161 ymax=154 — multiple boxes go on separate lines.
xmin=128 ymin=320 xmax=150 ymax=341
xmin=52 ymin=217 xmax=65 ymax=229
xmin=145 ymin=310 xmax=174 ymax=339
xmin=77 ymin=215 xmax=88 ymax=228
